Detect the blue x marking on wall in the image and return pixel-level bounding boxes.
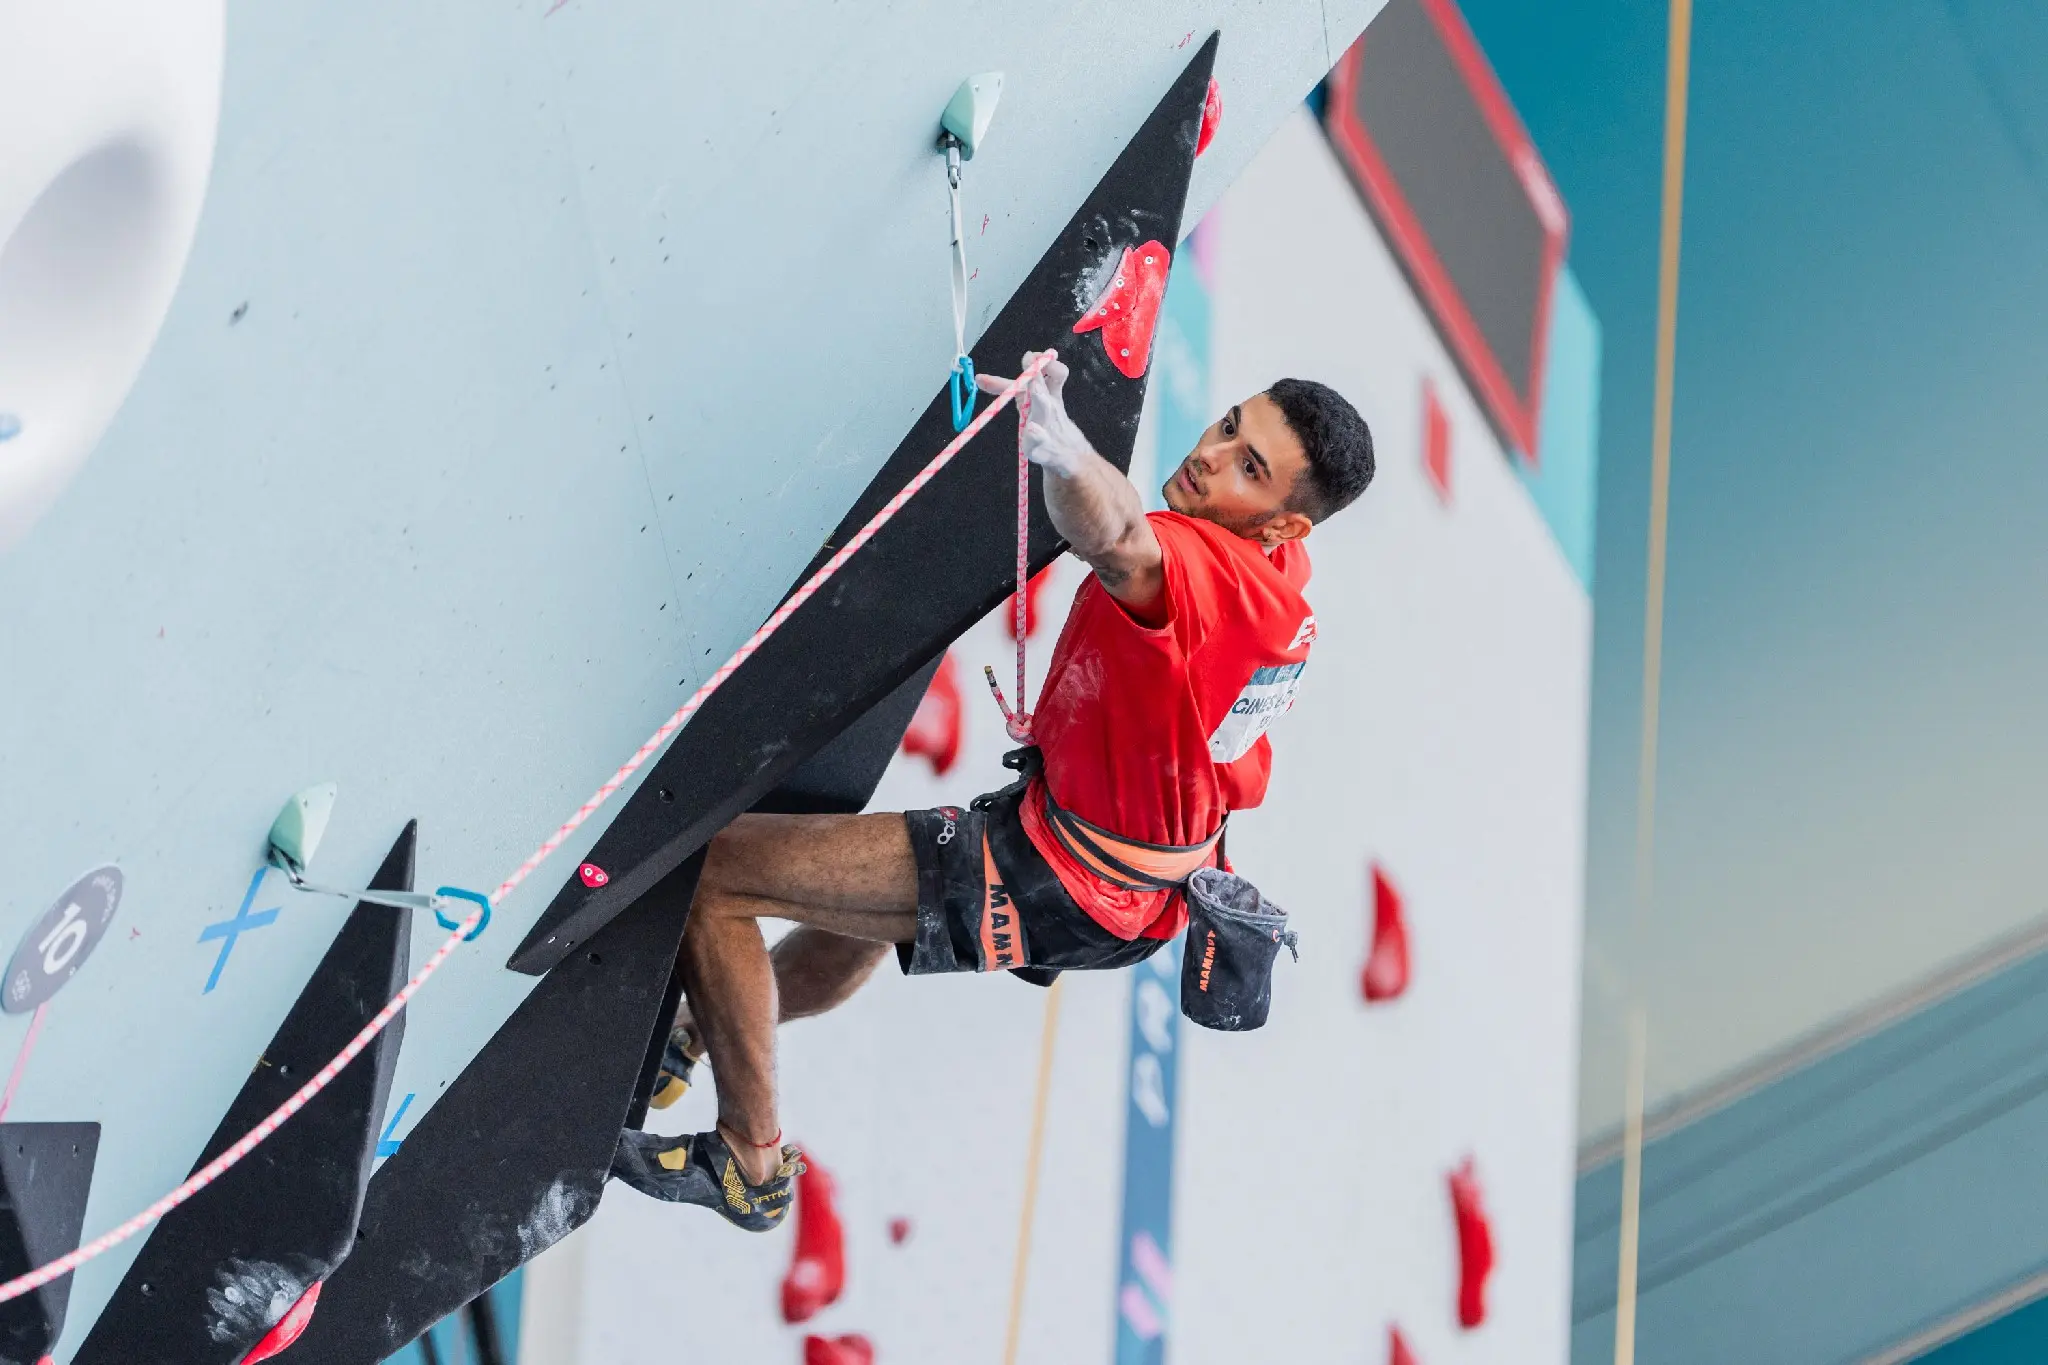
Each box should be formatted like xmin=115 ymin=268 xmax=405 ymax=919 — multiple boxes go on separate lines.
xmin=376 ymin=1092 xmax=416 ymax=1158
xmin=198 ymin=867 xmax=282 ymax=993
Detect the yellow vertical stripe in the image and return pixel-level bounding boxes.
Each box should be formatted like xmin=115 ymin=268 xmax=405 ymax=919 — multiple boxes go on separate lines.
xmin=1616 ymin=0 xmax=1694 ymax=1362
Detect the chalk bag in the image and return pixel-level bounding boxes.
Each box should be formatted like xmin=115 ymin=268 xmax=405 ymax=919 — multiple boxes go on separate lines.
xmin=1180 ymin=867 xmax=1299 ymax=1032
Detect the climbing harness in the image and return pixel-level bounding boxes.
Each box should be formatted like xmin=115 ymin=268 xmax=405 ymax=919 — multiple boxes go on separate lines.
xmin=1042 ymin=796 xmax=1223 ymax=893
xmin=982 ymin=372 xmax=1036 ymax=743
xmin=0 ymin=353 xmax=1057 ymax=1308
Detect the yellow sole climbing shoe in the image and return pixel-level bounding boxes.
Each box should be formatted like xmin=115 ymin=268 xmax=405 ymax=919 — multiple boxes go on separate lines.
xmin=648 ymin=1026 xmax=701 ymax=1110
xmin=610 ymin=1127 xmax=803 ymax=1232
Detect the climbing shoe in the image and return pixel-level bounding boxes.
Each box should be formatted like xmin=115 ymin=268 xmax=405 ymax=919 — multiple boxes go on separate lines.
xmin=610 ymin=1126 xmax=803 ymax=1232
xmin=648 ymin=1025 xmax=702 ymax=1110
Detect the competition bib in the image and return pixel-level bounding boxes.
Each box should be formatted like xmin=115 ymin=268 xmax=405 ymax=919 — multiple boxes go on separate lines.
xmin=1208 ymin=661 xmax=1306 ymax=763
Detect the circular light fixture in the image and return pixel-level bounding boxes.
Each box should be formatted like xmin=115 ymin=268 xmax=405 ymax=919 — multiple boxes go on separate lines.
xmin=0 ymin=0 xmax=225 ymax=551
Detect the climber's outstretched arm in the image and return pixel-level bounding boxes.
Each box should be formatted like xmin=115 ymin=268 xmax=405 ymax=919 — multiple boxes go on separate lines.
xmin=979 ymin=354 xmax=1165 ymax=623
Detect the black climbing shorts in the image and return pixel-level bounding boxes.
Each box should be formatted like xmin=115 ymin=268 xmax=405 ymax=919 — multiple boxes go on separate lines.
xmin=898 ymin=782 xmax=1165 ymax=982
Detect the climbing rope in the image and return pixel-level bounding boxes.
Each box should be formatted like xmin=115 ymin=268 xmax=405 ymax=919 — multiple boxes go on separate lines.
xmin=0 ymin=353 xmax=1058 ymax=1308
xmin=1000 ymin=977 xmax=1065 ymax=1365
xmin=1613 ymin=0 xmax=1694 ymax=1361
xmin=983 ymin=373 xmax=1036 ymax=744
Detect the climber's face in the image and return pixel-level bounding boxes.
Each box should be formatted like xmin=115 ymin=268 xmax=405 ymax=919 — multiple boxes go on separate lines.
xmin=1162 ymin=394 xmax=1314 ymax=547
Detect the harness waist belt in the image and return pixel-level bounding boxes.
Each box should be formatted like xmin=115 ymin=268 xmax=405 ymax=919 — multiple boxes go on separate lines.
xmin=1041 ymin=790 xmax=1222 ymax=894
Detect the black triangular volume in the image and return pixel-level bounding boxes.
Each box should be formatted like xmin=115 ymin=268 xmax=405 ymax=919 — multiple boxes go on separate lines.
xmin=0 ymin=1122 xmax=100 ymax=1364
xmin=282 ymin=856 xmax=698 ymax=1365
xmin=74 ymin=824 xmax=416 ymax=1365
xmin=510 ymin=33 xmax=1221 ymax=975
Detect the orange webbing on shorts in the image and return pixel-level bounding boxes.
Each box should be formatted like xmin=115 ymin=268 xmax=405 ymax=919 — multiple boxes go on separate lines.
xmin=978 ymin=831 xmax=1029 ymax=971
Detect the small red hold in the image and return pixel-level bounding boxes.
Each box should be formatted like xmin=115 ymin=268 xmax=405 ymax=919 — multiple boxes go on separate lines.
xmin=1387 ymin=1324 xmax=1420 ymax=1365
xmin=240 ymin=1280 xmax=322 ymax=1364
xmin=578 ymin=863 xmax=609 ymax=889
xmin=1072 ymin=241 xmax=1171 ymax=380
xmin=1449 ymin=1158 xmax=1495 ymax=1330
xmin=782 ymin=1154 xmax=847 ymax=1324
xmin=803 ymin=1334 xmax=875 ymax=1365
xmin=1361 ymin=863 xmax=1410 ymax=1003
xmin=1421 ymin=380 xmax=1452 ymax=503
xmin=1196 ymin=78 xmax=1223 ymax=156
xmin=1002 ymin=567 xmax=1056 ymax=642
xmin=888 ymin=1216 xmax=912 ymax=1245
xmin=900 ymin=652 xmax=963 ymax=778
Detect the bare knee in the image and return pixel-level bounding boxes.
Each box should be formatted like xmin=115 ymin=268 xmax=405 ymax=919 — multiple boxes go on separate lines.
xmin=697 ymin=815 xmax=776 ymax=903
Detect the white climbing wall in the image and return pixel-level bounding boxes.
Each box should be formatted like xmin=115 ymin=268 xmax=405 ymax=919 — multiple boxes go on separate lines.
xmin=1166 ymin=107 xmax=1592 ymax=1365
xmin=540 ymin=105 xmax=1597 ymax=1365
xmin=0 ymin=3 xmax=1391 ymax=1354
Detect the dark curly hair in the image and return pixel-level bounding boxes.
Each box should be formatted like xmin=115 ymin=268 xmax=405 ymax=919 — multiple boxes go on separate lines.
xmin=1267 ymin=378 xmax=1375 ymax=522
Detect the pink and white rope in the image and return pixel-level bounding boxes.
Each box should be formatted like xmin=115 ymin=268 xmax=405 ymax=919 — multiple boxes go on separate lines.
xmin=983 ymin=367 xmax=1038 ymax=745
xmin=0 ymin=353 xmax=1055 ymax=1307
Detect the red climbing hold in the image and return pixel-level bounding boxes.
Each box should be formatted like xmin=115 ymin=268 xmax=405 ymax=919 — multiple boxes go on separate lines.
xmin=1422 ymin=380 xmax=1452 ymax=502
xmin=1361 ymin=863 xmax=1410 ymax=1003
xmin=900 ymin=652 xmax=963 ymax=778
xmin=240 ymin=1280 xmax=322 ymax=1364
xmin=888 ymin=1216 xmax=913 ymax=1245
xmin=804 ymin=1334 xmax=875 ymax=1365
xmin=1449 ymin=1158 xmax=1495 ymax=1329
xmin=1197 ymin=77 xmax=1223 ymax=156
xmin=1387 ymin=1324 xmax=1420 ymax=1365
xmin=1073 ymin=241 xmax=1170 ymax=380
xmin=578 ymin=862 xmax=609 ymax=889
xmin=1002 ymin=566 xmax=1056 ymax=642
xmin=782 ymin=1154 xmax=847 ymax=1324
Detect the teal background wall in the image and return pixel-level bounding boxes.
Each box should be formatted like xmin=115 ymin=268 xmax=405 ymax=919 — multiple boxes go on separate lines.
xmin=1455 ymin=0 xmax=2048 ymax=1357
xmin=1454 ymin=0 xmax=2048 ymax=1141
xmin=1923 ymin=1295 xmax=2048 ymax=1365
xmin=1571 ymin=939 xmax=2048 ymax=1363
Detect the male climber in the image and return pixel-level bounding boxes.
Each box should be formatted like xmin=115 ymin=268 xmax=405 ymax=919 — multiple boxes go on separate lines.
xmin=611 ymin=351 xmax=1374 ymax=1227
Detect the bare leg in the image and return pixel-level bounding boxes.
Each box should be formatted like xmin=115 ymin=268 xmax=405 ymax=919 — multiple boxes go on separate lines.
xmin=676 ymin=927 xmax=892 ymax=1048
xmin=680 ymin=812 xmax=917 ymax=1182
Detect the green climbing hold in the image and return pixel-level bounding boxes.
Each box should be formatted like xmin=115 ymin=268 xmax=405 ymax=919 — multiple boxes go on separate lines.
xmin=266 ymin=782 xmax=338 ymax=877
xmin=939 ymin=72 xmax=1004 ymax=160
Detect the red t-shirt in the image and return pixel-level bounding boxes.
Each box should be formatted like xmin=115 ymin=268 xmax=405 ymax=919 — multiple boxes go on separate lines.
xmin=1019 ymin=511 xmax=1316 ymax=940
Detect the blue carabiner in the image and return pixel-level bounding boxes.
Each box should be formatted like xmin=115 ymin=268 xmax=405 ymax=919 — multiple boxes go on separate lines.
xmin=949 ymin=355 xmax=977 ymax=432
xmin=433 ymin=886 xmax=492 ymax=942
